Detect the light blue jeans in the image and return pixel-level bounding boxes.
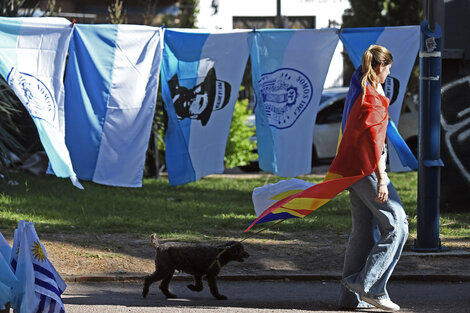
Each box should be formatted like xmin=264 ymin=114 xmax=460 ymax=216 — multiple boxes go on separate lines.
xmin=339 ymin=173 xmax=408 ymax=308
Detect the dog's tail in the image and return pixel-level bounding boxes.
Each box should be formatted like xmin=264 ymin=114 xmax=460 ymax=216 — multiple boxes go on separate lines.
xmin=150 ymin=233 xmax=160 ymax=249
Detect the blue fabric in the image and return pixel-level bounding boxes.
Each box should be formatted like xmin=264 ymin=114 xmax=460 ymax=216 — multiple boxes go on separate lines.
xmin=340 ymin=28 xmax=383 ymax=68
xmin=161 ymin=30 xmax=209 ymax=186
xmin=250 ymin=30 xmax=296 ymax=173
xmin=386 ymin=120 xmax=418 ymax=170
xmin=64 ymin=24 xmax=118 ymax=180
xmin=341 ymin=67 xmax=363 ymax=133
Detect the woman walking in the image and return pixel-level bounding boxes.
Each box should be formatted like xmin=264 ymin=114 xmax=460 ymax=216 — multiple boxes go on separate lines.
xmin=338 ymin=45 xmax=409 ymax=311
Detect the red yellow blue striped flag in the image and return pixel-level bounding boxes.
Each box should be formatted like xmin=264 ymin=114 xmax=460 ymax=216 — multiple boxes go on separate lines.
xmin=245 ymin=67 xmax=389 ymax=232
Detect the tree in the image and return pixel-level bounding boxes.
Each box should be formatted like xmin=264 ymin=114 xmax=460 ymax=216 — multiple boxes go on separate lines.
xmin=108 ymin=0 xmax=128 ymax=24
xmin=343 ymin=0 xmax=422 ymax=28
xmin=342 ymin=0 xmax=422 ymax=95
xmin=0 ymin=0 xmax=43 ymax=173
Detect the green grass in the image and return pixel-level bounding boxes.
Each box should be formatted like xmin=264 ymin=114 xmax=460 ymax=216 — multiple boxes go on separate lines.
xmin=0 ymin=171 xmax=469 ymax=241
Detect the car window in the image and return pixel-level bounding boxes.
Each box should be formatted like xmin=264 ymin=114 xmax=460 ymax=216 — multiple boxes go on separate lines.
xmin=316 ymin=99 xmax=345 ymax=124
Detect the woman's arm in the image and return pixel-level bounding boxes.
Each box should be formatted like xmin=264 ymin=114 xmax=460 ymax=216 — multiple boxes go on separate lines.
xmin=375 ymin=148 xmax=389 ymax=203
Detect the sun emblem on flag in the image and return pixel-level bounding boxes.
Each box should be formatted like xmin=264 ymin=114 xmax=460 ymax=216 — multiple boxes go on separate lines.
xmin=32 ymin=241 xmax=46 ymax=263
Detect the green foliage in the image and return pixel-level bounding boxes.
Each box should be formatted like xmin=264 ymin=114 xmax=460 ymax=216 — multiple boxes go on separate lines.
xmin=44 ymin=0 xmax=61 ymax=17
xmin=0 ymin=78 xmax=23 ymax=171
xmin=224 ymin=99 xmax=256 ymax=169
xmin=161 ymin=0 xmax=199 ymax=28
xmin=108 ymin=0 xmax=128 ymax=24
xmin=343 ymin=0 xmax=422 ymax=27
xmin=1 ymin=171 xmax=469 ymax=241
xmin=342 ymin=0 xmax=422 ymax=94
xmin=0 ymin=0 xmax=39 ymax=17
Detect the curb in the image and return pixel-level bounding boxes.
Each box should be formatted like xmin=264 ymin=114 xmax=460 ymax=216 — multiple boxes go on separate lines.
xmin=64 ymin=273 xmax=470 ymax=283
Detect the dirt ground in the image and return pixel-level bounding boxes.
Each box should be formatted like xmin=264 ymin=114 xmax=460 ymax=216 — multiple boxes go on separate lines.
xmin=3 ymin=231 xmax=469 ymax=279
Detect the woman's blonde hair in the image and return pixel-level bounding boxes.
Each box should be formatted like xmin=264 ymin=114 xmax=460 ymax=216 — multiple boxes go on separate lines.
xmin=361 ymin=44 xmax=393 ymax=100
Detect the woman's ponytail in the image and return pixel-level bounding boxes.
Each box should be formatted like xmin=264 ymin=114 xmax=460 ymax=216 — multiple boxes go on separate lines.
xmin=360 ymin=45 xmax=393 ymax=102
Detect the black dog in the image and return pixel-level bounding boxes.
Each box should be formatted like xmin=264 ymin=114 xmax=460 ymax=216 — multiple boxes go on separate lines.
xmin=142 ymin=234 xmax=249 ymax=300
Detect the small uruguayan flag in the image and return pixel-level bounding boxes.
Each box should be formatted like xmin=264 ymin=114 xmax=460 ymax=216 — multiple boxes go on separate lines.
xmin=0 ymin=232 xmax=17 ymax=310
xmin=10 ymin=221 xmax=66 ymax=313
xmin=340 ymin=26 xmax=420 ymax=171
xmin=64 ymin=24 xmax=163 ymax=187
xmin=0 ymin=17 xmax=82 ymax=189
xmin=250 ymin=29 xmax=339 ymax=177
xmin=161 ymin=29 xmax=250 ymax=185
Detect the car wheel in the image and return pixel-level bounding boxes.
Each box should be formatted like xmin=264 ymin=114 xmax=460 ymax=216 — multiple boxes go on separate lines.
xmin=311 ymin=145 xmax=320 ymax=166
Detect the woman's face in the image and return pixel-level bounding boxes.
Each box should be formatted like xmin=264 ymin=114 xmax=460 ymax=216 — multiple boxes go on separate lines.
xmin=375 ymin=63 xmax=392 ymax=84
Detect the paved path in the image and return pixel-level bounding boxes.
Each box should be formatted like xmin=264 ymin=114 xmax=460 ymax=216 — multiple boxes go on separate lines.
xmin=63 ymin=280 xmax=470 ymax=312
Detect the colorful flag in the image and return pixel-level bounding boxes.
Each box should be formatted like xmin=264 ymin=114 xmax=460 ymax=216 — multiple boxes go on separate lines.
xmin=10 ymin=221 xmax=66 ymax=313
xmin=64 ymin=24 xmax=163 ymax=187
xmin=161 ymin=29 xmax=250 ymax=185
xmin=250 ymin=29 xmax=339 ymax=177
xmin=0 ymin=17 xmax=82 ymax=189
xmin=340 ymin=26 xmax=420 ymax=171
xmin=246 ymin=68 xmax=389 ymax=231
xmin=0 ymin=232 xmax=17 ymax=310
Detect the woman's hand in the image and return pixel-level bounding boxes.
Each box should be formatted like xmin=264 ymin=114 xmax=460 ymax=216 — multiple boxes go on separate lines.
xmin=376 ymin=184 xmax=388 ymax=203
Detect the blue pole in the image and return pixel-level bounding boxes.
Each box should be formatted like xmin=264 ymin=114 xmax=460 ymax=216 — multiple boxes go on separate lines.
xmin=414 ymin=20 xmax=445 ymax=251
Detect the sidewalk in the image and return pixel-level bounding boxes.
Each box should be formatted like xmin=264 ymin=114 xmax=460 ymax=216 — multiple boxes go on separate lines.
xmin=63 ymin=247 xmax=470 ymax=284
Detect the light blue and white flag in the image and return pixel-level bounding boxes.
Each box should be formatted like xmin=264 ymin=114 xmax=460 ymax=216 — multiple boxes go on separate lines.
xmin=340 ymin=26 xmax=420 ymax=172
xmin=161 ymin=29 xmax=250 ymax=185
xmin=0 ymin=232 xmax=17 ymax=310
xmin=65 ymin=24 xmax=163 ymax=187
xmin=10 ymin=221 xmax=66 ymax=313
xmin=0 ymin=17 xmax=82 ymax=188
xmin=250 ymin=29 xmax=339 ymax=177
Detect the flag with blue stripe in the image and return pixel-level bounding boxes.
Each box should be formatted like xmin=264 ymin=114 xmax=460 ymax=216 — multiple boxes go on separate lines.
xmin=340 ymin=26 xmax=419 ymax=171
xmin=0 ymin=17 xmax=82 ymax=189
xmin=10 ymin=221 xmax=66 ymax=313
xmin=64 ymin=24 xmax=163 ymax=187
xmin=250 ymin=29 xmax=339 ymax=177
xmin=161 ymin=29 xmax=250 ymax=185
xmin=0 ymin=232 xmax=17 ymax=310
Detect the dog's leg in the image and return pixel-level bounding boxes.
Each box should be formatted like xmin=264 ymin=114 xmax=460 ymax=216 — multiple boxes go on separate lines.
xmin=159 ymin=270 xmax=177 ymax=299
xmin=187 ymin=275 xmax=203 ymax=292
xmin=207 ymin=274 xmax=227 ymax=300
xmin=142 ymin=270 xmax=166 ymax=298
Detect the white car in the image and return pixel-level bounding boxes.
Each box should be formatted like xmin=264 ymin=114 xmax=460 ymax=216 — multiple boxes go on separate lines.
xmin=242 ymin=87 xmax=418 ymax=171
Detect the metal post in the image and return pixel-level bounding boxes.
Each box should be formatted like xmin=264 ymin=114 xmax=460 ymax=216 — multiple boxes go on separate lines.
xmin=413 ymin=17 xmax=446 ymax=252
xmin=276 ymin=0 xmax=283 ymax=28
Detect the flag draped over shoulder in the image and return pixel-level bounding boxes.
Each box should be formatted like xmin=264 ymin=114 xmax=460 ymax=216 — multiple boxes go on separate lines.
xmin=0 ymin=17 xmax=82 ymax=189
xmin=246 ymin=69 xmax=389 ymax=231
xmin=340 ymin=26 xmax=419 ymax=172
xmin=161 ymin=29 xmax=250 ymax=186
xmin=64 ymin=24 xmax=163 ymax=187
xmin=10 ymin=221 xmax=66 ymax=313
xmin=0 ymin=232 xmax=17 ymax=310
xmin=250 ymin=29 xmax=339 ymax=177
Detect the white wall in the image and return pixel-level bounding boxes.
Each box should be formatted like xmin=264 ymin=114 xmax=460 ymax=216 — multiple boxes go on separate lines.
xmin=196 ymin=0 xmax=350 ymax=88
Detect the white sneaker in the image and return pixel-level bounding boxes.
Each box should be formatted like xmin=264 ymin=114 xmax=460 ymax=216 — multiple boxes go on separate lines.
xmin=359 ymin=295 xmax=400 ymax=311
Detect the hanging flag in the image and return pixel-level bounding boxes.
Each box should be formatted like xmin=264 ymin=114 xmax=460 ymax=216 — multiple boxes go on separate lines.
xmin=340 ymin=26 xmax=420 ymax=171
xmin=0 ymin=17 xmax=82 ymax=189
xmin=0 ymin=232 xmax=17 ymax=310
xmin=161 ymin=29 xmax=250 ymax=185
xmin=247 ymin=68 xmax=389 ymax=231
xmin=250 ymin=29 xmax=339 ymax=177
xmin=10 ymin=221 xmax=66 ymax=313
xmin=64 ymin=24 xmax=163 ymax=187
